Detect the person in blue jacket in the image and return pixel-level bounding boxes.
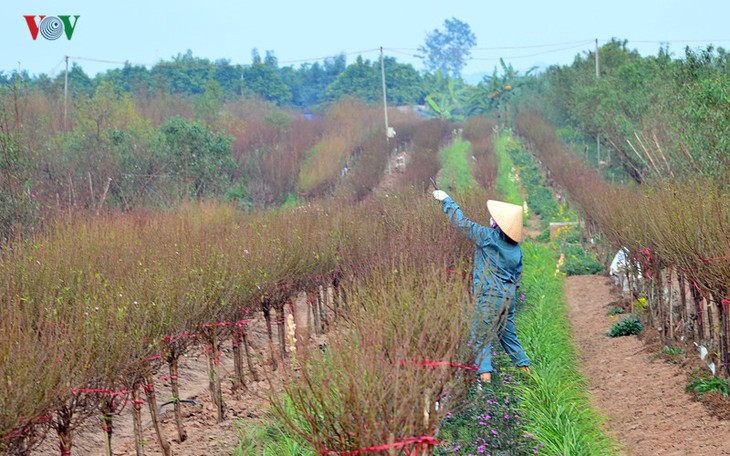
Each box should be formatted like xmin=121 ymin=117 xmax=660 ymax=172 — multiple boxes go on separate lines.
xmin=432 ymin=190 xmax=530 ymax=383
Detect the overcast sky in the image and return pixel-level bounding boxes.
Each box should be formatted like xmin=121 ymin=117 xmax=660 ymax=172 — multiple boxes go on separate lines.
xmin=4 ymin=0 xmax=730 ymax=79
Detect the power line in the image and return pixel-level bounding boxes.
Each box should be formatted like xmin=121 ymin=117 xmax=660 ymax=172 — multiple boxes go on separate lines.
xmin=55 ymin=36 xmax=730 ymax=77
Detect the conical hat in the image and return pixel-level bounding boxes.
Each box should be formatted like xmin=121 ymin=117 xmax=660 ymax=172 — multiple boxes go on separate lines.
xmin=487 ymin=200 xmax=523 ymax=242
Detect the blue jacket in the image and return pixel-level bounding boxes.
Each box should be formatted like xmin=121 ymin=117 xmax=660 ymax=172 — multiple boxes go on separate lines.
xmin=442 ymin=197 xmax=522 ymax=304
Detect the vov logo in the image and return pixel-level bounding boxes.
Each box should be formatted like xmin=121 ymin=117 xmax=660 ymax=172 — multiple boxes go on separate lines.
xmin=24 ymin=15 xmax=80 ymax=41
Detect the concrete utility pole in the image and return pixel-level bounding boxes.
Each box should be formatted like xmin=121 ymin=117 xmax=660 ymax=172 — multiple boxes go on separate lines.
xmin=380 ymin=47 xmax=390 ymax=143
xmin=595 ymin=39 xmax=600 ymax=167
xmin=64 ymin=55 xmax=69 ymax=131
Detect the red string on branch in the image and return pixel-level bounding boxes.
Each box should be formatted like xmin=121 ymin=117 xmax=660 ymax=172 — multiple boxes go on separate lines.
xmin=400 ymin=360 xmax=477 ymax=371
xmin=320 ymin=436 xmax=438 ymax=455
xmin=70 ymin=388 xmax=129 ymax=397
xmin=699 ymin=255 xmax=730 ymax=263
xmin=201 ymin=344 xmax=223 ymax=366
xmin=162 ymin=332 xmax=198 ymax=344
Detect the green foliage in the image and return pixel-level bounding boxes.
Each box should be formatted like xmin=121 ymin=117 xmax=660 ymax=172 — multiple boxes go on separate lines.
xmin=606 ymin=306 xmax=625 ymax=316
xmin=660 ymin=345 xmax=683 ymax=356
xmin=325 ymin=56 xmax=380 ymax=103
xmin=422 ymin=70 xmax=469 ymax=120
xmin=521 ymin=39 xmax=730 ymax=182
xmin=418 ymin=17 xmax=476 ymax=78
xmin=435 ymin=371 xmax=540 ymax=455
xmin=535 ymin=229 xmax=551 ymax=243
xmin=607 ymin=314 xmax=643 ymax=337
xmin=0 ymin=130 xmax=38 ymax=242
xmin=241 ymin=52 xmax=293 ymax=105
xmin=438 ymin=138 xmax=478 ymax=193
xmin=517 ymin=243 xmax=619 ymax=455
xmin=466 ymin=59 xmax=537 ymax=118
xmin=560 ymin=244 xmax=604 ymax=276
xmin=233 ymin=405 xmax=315 ymax=456
xmin=159 ymin=116 xmax=235 ymax=198
xmin=506 ymin=137 xmax=573 ymax=223
xmin=494 ymin=132 xmax=523 ymax=206
xmin=686 ymin=370 xmax=730 ymax=399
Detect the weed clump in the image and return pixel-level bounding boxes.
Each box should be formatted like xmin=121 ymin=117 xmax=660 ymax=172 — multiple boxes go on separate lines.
xmin=607 ymin=314 xmax=643 ymax=337
xmin=686 ymin=370 xmax=730 ymax=399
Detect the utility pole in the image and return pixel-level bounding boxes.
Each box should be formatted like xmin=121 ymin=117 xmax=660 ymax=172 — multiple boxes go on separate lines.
xmin=380 ymin=47 xmax=390 ymax=143
xmin=64 ymin=55 xmax=69 ymax=131
xmin=595 ymin=39 xmax=600 ymax=167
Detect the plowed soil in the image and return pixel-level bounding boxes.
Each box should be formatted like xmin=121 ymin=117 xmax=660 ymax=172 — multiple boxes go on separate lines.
xmin=565 ymin=275 xmax=730 ymax=456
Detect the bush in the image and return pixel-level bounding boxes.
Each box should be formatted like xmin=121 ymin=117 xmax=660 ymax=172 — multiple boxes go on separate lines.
xmin=535 ymin=229 xmax=551 ymax=243
xmin=607 ymin=315 xmax=643 ymax=337
xmin=560 ymin=244 xmax=604 ymax=276
xmin=686 ymin=370 xmax=730 ymax=399
xmin=606 ymin=306 xmax=625 ymax=316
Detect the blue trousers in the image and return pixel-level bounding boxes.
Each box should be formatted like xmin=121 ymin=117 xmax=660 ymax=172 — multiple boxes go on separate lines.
xmin=473 ymin=295 xmax=530 ymax=374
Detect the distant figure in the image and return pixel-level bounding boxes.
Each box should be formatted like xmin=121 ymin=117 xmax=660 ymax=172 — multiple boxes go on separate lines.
xmin=610 ymin=247 xmax=635 ymax=292
xmin=395 ymin=151 xmax=407 ymax=172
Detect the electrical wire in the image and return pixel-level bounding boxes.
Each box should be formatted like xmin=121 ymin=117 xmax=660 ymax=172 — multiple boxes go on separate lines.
xmin=59 ymin=37 xmax=730 ymax=73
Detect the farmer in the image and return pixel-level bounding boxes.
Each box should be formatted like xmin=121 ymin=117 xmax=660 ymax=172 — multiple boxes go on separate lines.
xmin=432 ymin=190 xmax=530 ymax=383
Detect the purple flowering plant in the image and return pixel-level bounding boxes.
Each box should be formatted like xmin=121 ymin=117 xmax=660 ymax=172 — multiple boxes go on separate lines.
xmin=434 ymin=355 xmax=541 ymax=455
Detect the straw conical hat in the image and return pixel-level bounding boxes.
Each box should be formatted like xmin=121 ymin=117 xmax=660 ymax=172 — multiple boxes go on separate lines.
xmin=487 ymin=200 xmax=523 ymax=242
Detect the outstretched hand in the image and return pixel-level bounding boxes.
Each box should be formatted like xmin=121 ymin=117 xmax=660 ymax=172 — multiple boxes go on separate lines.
xmin=432 ymin=190 xmax=449 ymax=202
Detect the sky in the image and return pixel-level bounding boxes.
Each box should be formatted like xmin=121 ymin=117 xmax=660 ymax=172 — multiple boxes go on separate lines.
xmin=4 ymin=1 xmax=730 ymax=81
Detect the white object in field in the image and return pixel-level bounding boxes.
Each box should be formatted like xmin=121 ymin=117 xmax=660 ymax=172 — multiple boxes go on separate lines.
xmin=708 ymin=362 xmax=716 ymax=375
xmin=286 ymin=313 xmax=297 ymax=353
xmin=610 ymin=247 xmax=636 ymax=292
xmin=694 ymin=342 xmax=708 ymax=360
xmin=387 ymin=127 xmax=396 ymax=138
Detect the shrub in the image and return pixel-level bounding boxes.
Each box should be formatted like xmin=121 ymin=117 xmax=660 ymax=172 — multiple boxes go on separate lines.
xmin=686 ymin=370 xmax=730 ymax=399
xmin=560 ymin=244 xmax=604 ymax=276
xmin=607 ymin=315 xmax=643 ymax=337
xmin=606 ymin=306 xmax=625 ymax=316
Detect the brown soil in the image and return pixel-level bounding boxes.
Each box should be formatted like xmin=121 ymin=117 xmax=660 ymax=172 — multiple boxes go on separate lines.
xmin=32 ymin=317 xmax=287 ymax=456
xmin=565 ymin=274 xmax=730 ymax=456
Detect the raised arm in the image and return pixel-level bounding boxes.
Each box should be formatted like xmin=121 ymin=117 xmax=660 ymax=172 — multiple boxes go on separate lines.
xmin=433 ymin=191 xmax=488 ymax=244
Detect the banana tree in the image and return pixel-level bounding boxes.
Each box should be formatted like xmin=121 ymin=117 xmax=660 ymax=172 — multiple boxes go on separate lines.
xmin=466 ymin=59 xmax=537 ymax=117
xmin=422 ymin=70 xmax=468 ymax=120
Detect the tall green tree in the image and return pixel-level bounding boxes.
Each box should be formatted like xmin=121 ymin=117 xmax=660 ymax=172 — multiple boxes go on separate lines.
xmin=382 ymin=57 xmax=424 ymax=105
xmin=241 ymin=49 xmax=292 ymax=105
xmin=159 ymin=117 xmax=235 ymax=198
xmin=418 ymin=17 xmax=476 ymax=78
xmin=325 ymin=56 xmax=379 ymax=102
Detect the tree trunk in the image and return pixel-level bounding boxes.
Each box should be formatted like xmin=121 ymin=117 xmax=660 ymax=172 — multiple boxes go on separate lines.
xmin=242 ymin=330 xmax=260 ymax=382
xmin=131 ymin=384 xmax=145 ymax=456
xmin=144 ymin=374 xmax=171 ymax=455
xmin=168 ymin=356 xmax=187 ymax=442
xmin=262 ymin=296 xmax=278 ymax=371
xmin=100 ymin=398 xmax=114 ymax=456
xmin=232 ymin=330 xmax=247 ymax=393
xmin=205 ymin=331 xmax=225 ymax=423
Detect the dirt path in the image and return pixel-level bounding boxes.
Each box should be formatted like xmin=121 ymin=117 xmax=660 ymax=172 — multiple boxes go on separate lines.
xmin=565 ymin=275 xmax=730 ymax=456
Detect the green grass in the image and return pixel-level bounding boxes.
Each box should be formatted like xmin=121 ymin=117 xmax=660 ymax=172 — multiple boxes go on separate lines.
xmin=233 ymin=408 xmax=315 ymax=456
xmin=438 ymin=138 xmax=479 ymax=193
xmin=516 ymin=242 xmax=619 ymax=455
xmin=494 ymin=132 xmax=524 ymax=207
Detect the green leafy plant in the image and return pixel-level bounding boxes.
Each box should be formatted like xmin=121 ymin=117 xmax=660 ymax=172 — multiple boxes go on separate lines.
xmin=606 ymin=306 xmax=625 ymax=316
xmin=560 ymin=244 xmax=604 ymax=276
xmin=607 ymin=314 xmax=643 ymax=337
xmin=661 ymin=345 xmax=684 ymax=356
xmin=686 ymin=370 xmax=730 ymax=399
